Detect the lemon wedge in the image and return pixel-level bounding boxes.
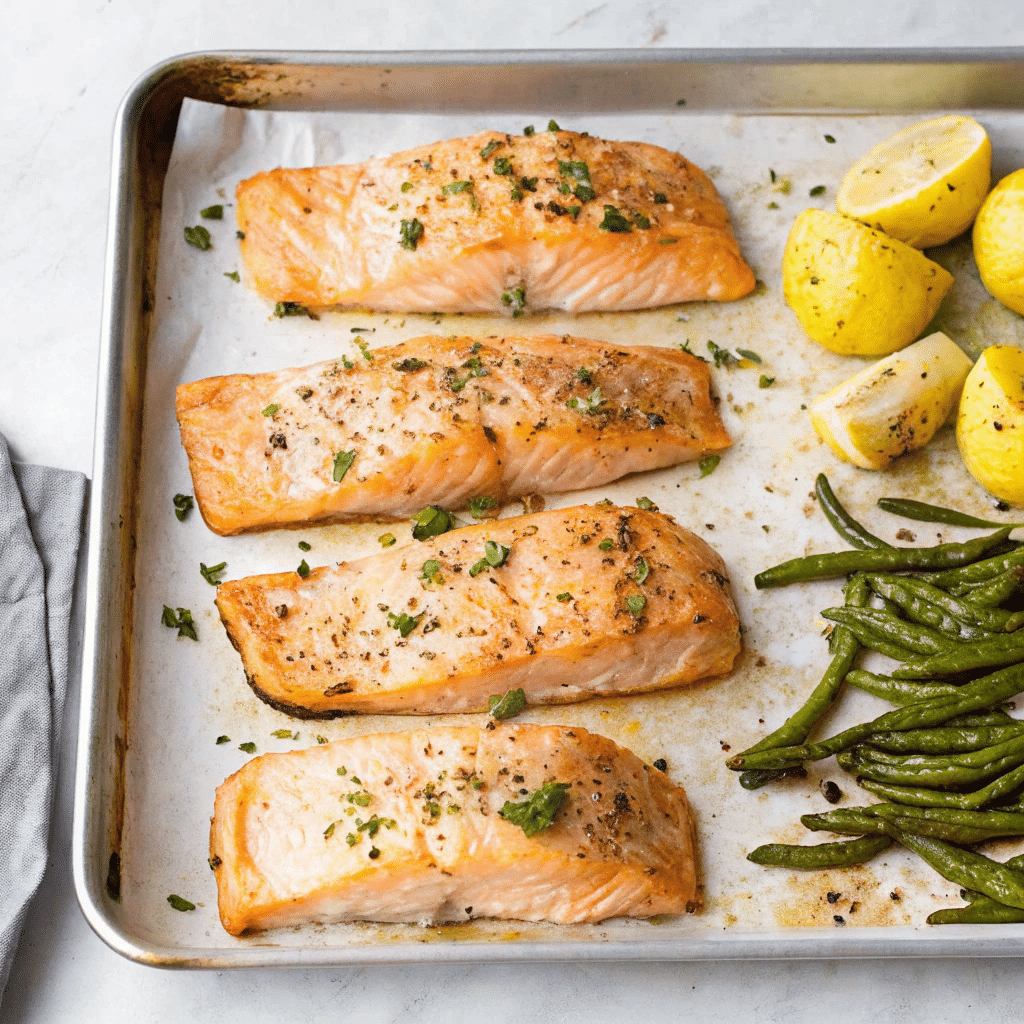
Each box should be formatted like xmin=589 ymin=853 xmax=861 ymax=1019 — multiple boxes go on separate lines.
xmin=810 ymin=332 xmax=972 ymax=470
xmin=783 ymin=209 xmax=954 ymax=356
xmin=973 ymin=169 xmax=1024 ymax=316
xmin=836 ymin=115 xmax=991 ymax=248
xmin=956 ymin=345 xmax=1024 ymax=504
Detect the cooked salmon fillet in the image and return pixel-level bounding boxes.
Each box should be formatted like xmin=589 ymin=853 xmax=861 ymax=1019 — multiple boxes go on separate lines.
xmin=210 ymin=723 xmax=698 ymax=934
xmin=235 ymin=129 xmax=755 ymax=313
xmin=175 ymin=334 xmax=731 ymax=536
xmin=215 ymin=504 xmax=741 ymax=717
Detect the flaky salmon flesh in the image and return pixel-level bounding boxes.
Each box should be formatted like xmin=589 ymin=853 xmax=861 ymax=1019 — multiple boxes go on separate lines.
xmin=235 ymin=129 xmax=755 ymax=314
xmin=211 ymin=723 xmax=698 ymax=934
xmin=215 ymin=504 xmax=740 ymax=717
xmin=175 ymin=334 xmax=731 ymax=536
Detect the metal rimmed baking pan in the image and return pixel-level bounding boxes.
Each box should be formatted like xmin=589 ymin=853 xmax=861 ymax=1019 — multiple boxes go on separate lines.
xmin=74 ymin=48 xmax=1024 ymax=968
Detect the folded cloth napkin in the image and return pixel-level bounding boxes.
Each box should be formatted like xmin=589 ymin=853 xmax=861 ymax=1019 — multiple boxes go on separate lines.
xmin=0 ymin=434 xmax=86 ymax=1003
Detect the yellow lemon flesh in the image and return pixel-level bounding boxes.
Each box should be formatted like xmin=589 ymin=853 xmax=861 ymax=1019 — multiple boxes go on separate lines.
xmin=810 ymin=332 xmax=972 ymax=470
xmin=956 ymin=345 xmax=1024 ymax=504
xmin=836 ymin=115 xmax=991 ymax=248
xmin=783 ymin=209 xmax=954 ymax=356
xmin=973 ymin=169 xmax=1024 ymax=316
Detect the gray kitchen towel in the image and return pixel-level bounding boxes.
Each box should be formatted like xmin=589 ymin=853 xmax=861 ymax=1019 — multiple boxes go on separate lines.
xmin=0 ymin=434 xmax=87 ymax=1003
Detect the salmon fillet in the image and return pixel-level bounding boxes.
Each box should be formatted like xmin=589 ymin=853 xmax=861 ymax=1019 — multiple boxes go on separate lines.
xmin=215 ymin=504 xmax=741 ymax=717
xmin=210 ymin=723 xmax=698 ymax=934
xmin=175 ymin=334 xmax=731 ymax=536
xmin=235 ymin=129 xmax=755 ymax=313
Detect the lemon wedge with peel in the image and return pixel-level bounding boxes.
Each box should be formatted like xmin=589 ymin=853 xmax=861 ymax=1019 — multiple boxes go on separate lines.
xmin=783 ymin=209 xmax=954 ymax=356
xmin=811 ymin=332 xmax=972 ymax=470
xmin=836 ymin=115 xmax=991 ymax=248
xmin=973 ymin=169 xmax=1024 ymax=316
xmin=957 ymin=345 xmax=1024 ymax=504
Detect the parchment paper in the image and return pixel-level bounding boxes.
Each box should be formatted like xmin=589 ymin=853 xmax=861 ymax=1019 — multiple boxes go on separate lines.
xmin=124 ymin=97 xmax=1024 ymax=953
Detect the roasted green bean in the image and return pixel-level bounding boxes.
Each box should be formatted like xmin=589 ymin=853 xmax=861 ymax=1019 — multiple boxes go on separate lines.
xmin=876 ymin=497 xmax=1024 ymax=530
xmin=860 ymin=723 xmax=1024 ymax=754
xmin=892 ymin=634 xmax=1024 ymax=680
xmin=845 ymin=669 xmax=962 ymax=707
xmin=817 ymin=474 xmax=893 ymax=551
xmin=821 ymin=607 xmax=955 ymax=656
xmin=858 ymin=760 xmax=1024 ymax=809
xmin=746 ymin=834 xmax=892 ymax=869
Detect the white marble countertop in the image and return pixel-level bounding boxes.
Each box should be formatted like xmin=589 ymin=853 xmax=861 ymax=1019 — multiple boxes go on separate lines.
xmin=4 ymin=2 xmax=1024 ymax=1020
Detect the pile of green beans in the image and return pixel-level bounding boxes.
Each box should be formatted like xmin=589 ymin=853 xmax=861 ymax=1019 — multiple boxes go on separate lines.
xmin=736 ymin=477 xmax=1024 ymax=924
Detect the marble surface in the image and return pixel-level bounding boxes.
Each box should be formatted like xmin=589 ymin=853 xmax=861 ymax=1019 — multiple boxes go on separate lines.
xmin=4 ymin=1 xmax=1024 ymax=1020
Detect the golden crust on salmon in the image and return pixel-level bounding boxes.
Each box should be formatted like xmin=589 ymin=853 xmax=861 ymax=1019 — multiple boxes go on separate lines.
xmin=215 ymin=504 xmax=741 ymax=717
xmin=235 ymin=129 xmax=755 ymax=314
xmin=175 ymin=334 xmax=731 ymax=536
xmin=210 ymin=723 xmax=698 ymax=934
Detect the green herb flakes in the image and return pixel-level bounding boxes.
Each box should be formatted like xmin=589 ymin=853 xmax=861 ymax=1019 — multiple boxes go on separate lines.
xmin=499 ymin=781 xmax=571 ymax=837
xmin=324 ymin=822 xmax=336 ymax=839
xmin=810 ymin=185 xmax=827 ymax=197
xmin=419 ymin=558 xmax=443 ymax=582
xmin=598 ymin=205 xmax=631 ymax=232
xmin=387 ymin=610 xmax=424 ymax=638
xmin=184 ymin=225 xmax=211 ymax=250
xmin=625 ymin=594 xmax=646 ymax=617
xmin=636 ymin=496 xmax=658 ymax=511
xmin=573 ymin=184 xmax=596 ymax=203
xmin=333 ymin=450 xmax=356 ymax=483
xmin=167 ymin=894 xmax=196 ymax=912
xmin=633 ymin=213 xmax=651 ymax=229
xmin=443 ymin=180 xmax=473 ymax=195
xmin=379 ymin=532 xmax=397 ymax=548
xmin=488 ymin=687 xmax=527 ymax=720
xmin=399 ymin=218 xmax=424 ymax=250
xmin=272 ymin=728 xmax=298 ymax=740
xmin=479 ymin=140 xmax=501 ymax=160
xmin=699 ymin=454 xmax=721 ymax=477
xmin=239 ymin=742 xmax=256 ymax=754
xmin=161 ymin=606 xmax=197 ymax=641
xmin=707 ymin=340 xmax=734 ymax=368
xmin=501 ymin=286 xmax=526 ymax=316
xmin=493 ymin=157 xmax=513 ymax=176
xmin=356 ymin=338 xmax=374 ymax=361
xmin=347 ymin=790 xmax=372 ymax=807
xmin=575 ymin=367 xmax=593 ymax=385
xmin=298 ymin=540 xmax=311 ymax=551
xmin=469 ymin=539 xmax=511 ymax=577
xmin=679 ymin=340 xmax=707 ymax=363
xmin=342 ymin=355 xmax=354 ymax=370
xmin=216 ymin=735 xmax=230 ymax=745
xmin=296 ymin=559 xmax=311 ymax=578
xmin=261 ymin=403 xmax=279 ymax=417
xmin=556 ymin=592 xmax=573 ymax=603
xmin=598 ymin=538 xmax=613 ymax=551
xmin=736 ymin=348 xmax=762 ymax=363
xmin=401 ymin=181 xmax=413 ymax=192
xmin=759 ymin=375 xmax=776 ymax=389
xmin=358 ymin=814 xmax=396 ymax=838
xmin=523 ymin=125 xmax=535 ymax=136
xmin=567 ymin=386 xmax=604 ymax=415
xmin=200 ymin=561 xmax=226 ymax=586
xmin=558 ymin=160 xmax=591 ymax=183
xmin=632 ymin=557 xmax=650 ymax=584
xmin=337 ymin=766 xmax=348 ymax=776
xmin=274 ymin=301 xmax=311 ymax=318
xmin=393 ymin=357 xmax=429 ymax=372
xmin=200 ymin=204 xmax=224 ymax=220
xmin=412 ymin=505 xmax=455 ymax=541
xmin=767 ymin=201 xmax=780 ymax=209
xmin=824 ymin=134 xmax=836 ymax=143
xmin=547 ymin=119 xmax=561 ymax=131
xmin=236 ymin=230 xmax=245 ymax=240
xmin=224 ymin=271 xmax=240 ymax=282
xmin=173 ymin=493 xmax=194 ymax=521
xmin=468 ymin=495 xmax=498 ymax=518
xmin=653 ymin=192 xmax=668 ymax=204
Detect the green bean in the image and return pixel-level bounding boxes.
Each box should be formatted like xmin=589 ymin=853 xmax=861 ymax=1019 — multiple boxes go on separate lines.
xmin=816 ymin=474 xmax=892 ymax=550
xmin=959 ymin=566 xmax=1024 ymax=608
xmin=891 ymin=576 xmax=1024 ymax=634
xmin=845 ymin=669 xmax=962 ymax=706
xmin=738 ymin=766 xmax=808 ymax=790
xmin=892 ymin=636 xmax=1024 ymax=680
xmin=865 ymin=575 xmax=998 ymax=640
xmin=861 ymin=723 xmax=1024 ymax=754
xmin=876 ymin=497 xmax=1024 ymax=530
xmin=728 ymin=661 xmax=1024 ymax=772
xmin=736 ymin=575 xmax=868 ymax=760
xmin=821 ymin=607 xmax=955 ymax=656
xmin=746 ymin=834 xmax=892 ymax=868
xmin=858 ymin=760 xmax=1024 ymax=809
xmin=838 ymin=746 xmax=1024 ymax=790
xmin=921 ymin=544 xmax=1024 ymax=589
xmin=754 ymin=528 xmax=1013 ymax=590
xmin=868 ymin=804 xmax=1024 ymax=837
xmin=801 ymin=807 xmax=1002 ymax=846
xmin=857 ymin=732 xmax=1024 ymax=771
xmin=948 ymin=711 xmax=1015 ymax=727
xmin=928 ymin=902 xmax=1024 ymax=924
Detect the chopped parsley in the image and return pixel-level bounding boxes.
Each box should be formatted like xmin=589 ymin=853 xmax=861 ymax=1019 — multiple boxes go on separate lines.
xmin=636 ymin=496 xmax=658 ymax=511
xmin=324 ymin=822 xmax=337 ymax=839
xmin=419 ymin=558 xmax=443 ymax=583
xmin=653 ymin=192 xmax=668 ymax=203
xmin=598 ymin=538 xmax=613 ymax=551
xmin=167 ymin=895 xmax=196 ymax=912
xmin=358 ymin=814 xmax=397 ymax=838
xmin=296 ymin=559 xmax=311 ymax=578
xmin=342 ymin=356 xmax=354 ymax=369
xmin=442 ymin=180 xmax=473 ymax=195
xmin=273 ymin=301 xmax=310 ymax=318
xmin=547 ymin=119 xmax=561 ymax=131
xmin=707 ymin=340 xmax=734 ymax=368
xmin=736 ymin=348 xmax=762 ymax=363
xmin=576 ymin=367 xmax=593 ymax=385
xmin=298 ymin=540 xmax=311 ymax=551
xmin=468 ymin=495 xmax=498 ymax=518
xmin=493 ymin=157 xmax=513 ymax=176
xmin=350 ymin=326 xmax=375 ymax=334
xmin=488 ymin=687 xmax=527 ymax=720
xmin=625 ymin=594 xmax=646 ymax=617
xmin=387 ymin=610 xmax=424 ymax=638
xmin=184 ymin=225 xmax=211 ymax=250
xmin=236 ymin=230 xmax=245 ymax=240
xmin=272 ymin=728 xmax=298 ymax=739
xmin=523 ymin=125 xmax=535 ymax=136
xmin=200 ymin=204 xmax=223 ymax=220
xmin=824 ymin=134 xmax=836 ymax=143
xmin=316 ymin=735 xmax=328 ymax=744
xmin=501 ymin=286 xmax=526 ymax=317
xmin=632 ymin=557 xmax=650 ymax=584
xmin=768 ymin=201 xmax=780 ymax=209
xmin=479 ymin=139 xmax=501 ymax=159
xmin=356 ymin=338 xmax=374 ymax=361
xmin=632 ymin=213 xmax=651 ymax=229
xmin=216 ymin=735 xmax=230 ymax=744
xmin=333 ymin=449 xmax=356 ymax=483
xmin=810 ymin=185 xmax=827 ymax=197
xmin=200 ymin=561 xmax=226 ymax=586
xmin=347 ymin=790 xmax=372 ymax=807
xmin=412 ymin=505 xmax=455 ymax=541
xmin=679 ymin=340 xmax=708 ymax=363
xmin=173 ymin=493 xmax=194 ymax=521
xmin=378 ymin=532 xmax=397 ymax=548
xmin=759 ymin=375 xmax=776 ymax=388
xmin=469 ymin=539 xmax=511 ymax=577
xmin=567 ymin=386 xmax=604 ymax=414
xmin=573 ymin=184 xmax=596 ymax=203
xmin=401 ymin=181 xmax=413 ymax=192
xmin=558 ymin=160 xmax=591 ymax=182
xmin=598 ymin=205 xmax=631 ymax=232
xmin=499 ymin=781 xmax=570 ymax=837
xmin=556 ymin=592 xmax=573 ymax=602
xmin=224 ymin=271 xmax=240 ymax=282
xmin=239 ymin=741 xmax=256 ymax=754
xmin=699 ymin=454 xmax=721 ymax=477
xmin=399 ymin=218 xmax=424 ymax=250
xmin=393 ymin=357 xmax=429 ymax=372
xmin=261 ymin=403 xmax=279 ymax=417
xmin=161 ymin=606 xmax=197 ymax=641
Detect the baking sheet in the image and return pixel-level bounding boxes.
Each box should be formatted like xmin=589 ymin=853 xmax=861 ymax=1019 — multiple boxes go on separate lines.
xmin=121 ymin=94 xmax=1024 ymax=959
